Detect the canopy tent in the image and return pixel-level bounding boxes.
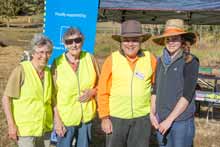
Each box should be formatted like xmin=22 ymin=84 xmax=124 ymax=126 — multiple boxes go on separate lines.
xmin=99 ymin=0 xmax=220 ymax=25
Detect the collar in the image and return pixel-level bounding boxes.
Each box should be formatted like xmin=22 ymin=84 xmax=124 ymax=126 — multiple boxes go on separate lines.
xmin=161 ymin=48 xmax=183 ymax=66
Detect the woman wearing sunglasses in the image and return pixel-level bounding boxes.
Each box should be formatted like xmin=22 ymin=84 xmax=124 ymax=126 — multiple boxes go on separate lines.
xmin=52 ymin=27 xmax=100 ymax=147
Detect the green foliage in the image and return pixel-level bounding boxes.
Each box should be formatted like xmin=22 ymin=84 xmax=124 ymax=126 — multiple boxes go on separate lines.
xmin=0 ymin=0 xmax=44 ymax=19
xmin=20 ymin=0 xmax=44 ymax=15
xmin=0 ymin=0 xmax=16 ymax=19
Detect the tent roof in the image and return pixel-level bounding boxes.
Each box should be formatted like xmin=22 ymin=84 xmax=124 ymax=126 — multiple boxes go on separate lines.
xmin=99 ymin=0 xmax=220 ymax=25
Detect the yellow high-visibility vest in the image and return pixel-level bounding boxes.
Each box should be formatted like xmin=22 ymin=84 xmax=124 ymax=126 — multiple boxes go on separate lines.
xmin=110 ymin=51 xmax=152 ymax=119
xmin=12 ymin=61 xmax=53 ymax=136
xmin=55 ymin=51 xmax=96 ymax=126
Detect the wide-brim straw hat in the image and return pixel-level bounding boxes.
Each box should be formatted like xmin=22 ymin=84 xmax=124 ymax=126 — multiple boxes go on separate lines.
xmin=112 ymin=20 xmax=151 ymax=42
xmin=152 ymin=19 xmax=197 ymax=46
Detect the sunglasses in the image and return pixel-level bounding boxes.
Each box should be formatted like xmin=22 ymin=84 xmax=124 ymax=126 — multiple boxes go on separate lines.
xmin=64 ymin=37 xmax=82 ymax=45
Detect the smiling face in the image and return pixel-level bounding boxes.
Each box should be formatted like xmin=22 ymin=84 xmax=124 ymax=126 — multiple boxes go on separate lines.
xmin=121 ymin=37 xmax=142 ymax=59
xmin=32 ymin=45 xmax=52 ymax=68
xmin=165 ymin=35 xmax=183 ymax=55
xmin=64 ymin=34 xmax=83 ymax=58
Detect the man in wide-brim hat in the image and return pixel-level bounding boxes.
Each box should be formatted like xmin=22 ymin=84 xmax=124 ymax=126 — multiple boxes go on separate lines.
xmin=150 ymin=19 xmax=199 ymax=147
xmin=97 ymin=20 xmax=157 ymax=147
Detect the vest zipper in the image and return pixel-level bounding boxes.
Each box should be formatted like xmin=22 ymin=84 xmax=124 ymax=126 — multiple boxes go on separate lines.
xmin=76 ymin=70 xmax=84 ymax=122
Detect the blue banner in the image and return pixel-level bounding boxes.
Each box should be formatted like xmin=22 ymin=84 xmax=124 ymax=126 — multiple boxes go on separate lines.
xmin=44 ymin=0 xmax=99 ymax=65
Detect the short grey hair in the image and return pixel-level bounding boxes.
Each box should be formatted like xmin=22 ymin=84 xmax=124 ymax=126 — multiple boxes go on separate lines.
xmin=62 ymin=27 xmax=84 ymax=43
xmin=29 ymin=33 xmax=53 ymax=54
xmin=21 ymin=34 xmax=53 ymax=61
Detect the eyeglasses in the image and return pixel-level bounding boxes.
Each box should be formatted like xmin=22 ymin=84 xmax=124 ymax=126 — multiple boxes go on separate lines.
xmin=64 ymin=37 xmax=82 ymax=45
xmin=34 ymin=50 xmax=52 ymax=56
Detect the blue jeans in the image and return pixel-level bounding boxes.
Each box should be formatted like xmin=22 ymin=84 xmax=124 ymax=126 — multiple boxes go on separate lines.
xmin=156 ymin=117 xmax=195 ymax=147
xmin=56 ymin=122 xmax=92 ymax=147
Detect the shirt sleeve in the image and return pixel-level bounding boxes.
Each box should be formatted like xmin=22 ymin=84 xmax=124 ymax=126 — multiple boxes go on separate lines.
xmin=97 ymin=55 xmax=112 ymax=118
xmin=183 ymin=57 xmax=199 ymax=102
xmin=152 ymin=57 xmax=161 ymax=95
xmin=3 ymin=65 xmax=24 ymax=98
xmin=150 ymin=53 xmax=157 ymax=84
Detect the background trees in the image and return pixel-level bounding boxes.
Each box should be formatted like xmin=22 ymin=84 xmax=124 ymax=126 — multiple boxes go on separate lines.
xmin=0 ymin=0 xmax=44 ymax=26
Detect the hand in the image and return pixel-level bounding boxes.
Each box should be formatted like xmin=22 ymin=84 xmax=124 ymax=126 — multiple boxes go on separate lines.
xmin=8 ymin=123 xmax=18 ymax=141
xmin=158 ymin=119 xmax=173 ymax=135
xmin=150 ymin=113 xmax=159 ymax=129
xmin=55 ymin=119 xmax=66 ymax=137
xmin=101 ymin=118 xmax=112 ymax=134
xmin=79 ymin=89 xmax=96 ymax=103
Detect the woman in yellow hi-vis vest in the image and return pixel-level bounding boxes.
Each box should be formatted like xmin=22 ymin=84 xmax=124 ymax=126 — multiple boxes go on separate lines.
xmin=2 ymin=34 xmax=54 ymax=147
xmin=52 ymin=27 xmax=100 ymax=147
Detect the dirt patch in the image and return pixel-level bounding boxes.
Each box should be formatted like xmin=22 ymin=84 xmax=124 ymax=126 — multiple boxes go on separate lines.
xmin=0 ymin=46 xmax=23 ymax=79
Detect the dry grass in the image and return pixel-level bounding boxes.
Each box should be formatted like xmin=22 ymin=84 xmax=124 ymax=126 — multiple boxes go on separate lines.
xmin=0 ymin=19 xmax=220 ymax=146
xmin=194 ymin=102 xmax=220 ymax=147
xmin=0 ymin=46 xmax=23 ymax=147
xmin=0 ymin=23 xmax=42 ymax=147
xmin=95 ymin=33 xmax=220 ymax=68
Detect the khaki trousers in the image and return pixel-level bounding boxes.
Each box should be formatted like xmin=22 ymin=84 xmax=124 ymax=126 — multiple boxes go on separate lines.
xmin=18 ymin=132 xmax=51 ymax=147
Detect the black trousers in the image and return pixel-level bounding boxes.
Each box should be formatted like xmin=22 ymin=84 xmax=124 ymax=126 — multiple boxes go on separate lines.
xmin=106 ymin=115 xmax=151 ymax=147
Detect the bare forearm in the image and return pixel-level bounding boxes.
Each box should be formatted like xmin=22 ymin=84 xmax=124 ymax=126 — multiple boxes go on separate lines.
xmin=150 ymin=94 xmax=159 ymax=129
xmin=2 ymin=96 xmax=15 ymax=126
xmin=53 ymin=105 xmax=66 ymax=136
xmin=158 ymin=97 xmax=189 ymax=134
xmin=53 ymin=105 xmax=62 ymax=122
xmin=166 ymin=97 xmax=189 ymax=122
xmin=150 ymin=94 xmax=157 ymax=114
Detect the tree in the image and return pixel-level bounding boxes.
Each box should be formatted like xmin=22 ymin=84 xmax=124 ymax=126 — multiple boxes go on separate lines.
xmin=0 ymin=0 xmax=16 ymax=27
xmin=0 ymin=0 xmax=45 ymax=26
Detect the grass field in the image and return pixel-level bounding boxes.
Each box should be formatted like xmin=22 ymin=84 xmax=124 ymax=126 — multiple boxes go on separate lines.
xmin=0 ymin=19 xmax=220 ymax=147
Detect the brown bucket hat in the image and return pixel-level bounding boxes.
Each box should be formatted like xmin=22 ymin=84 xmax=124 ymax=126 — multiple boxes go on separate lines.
xmin=152 ymin=19 xmax=197 ymax=46
xmin=112 ymin=20 xmax=152 ymax=42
